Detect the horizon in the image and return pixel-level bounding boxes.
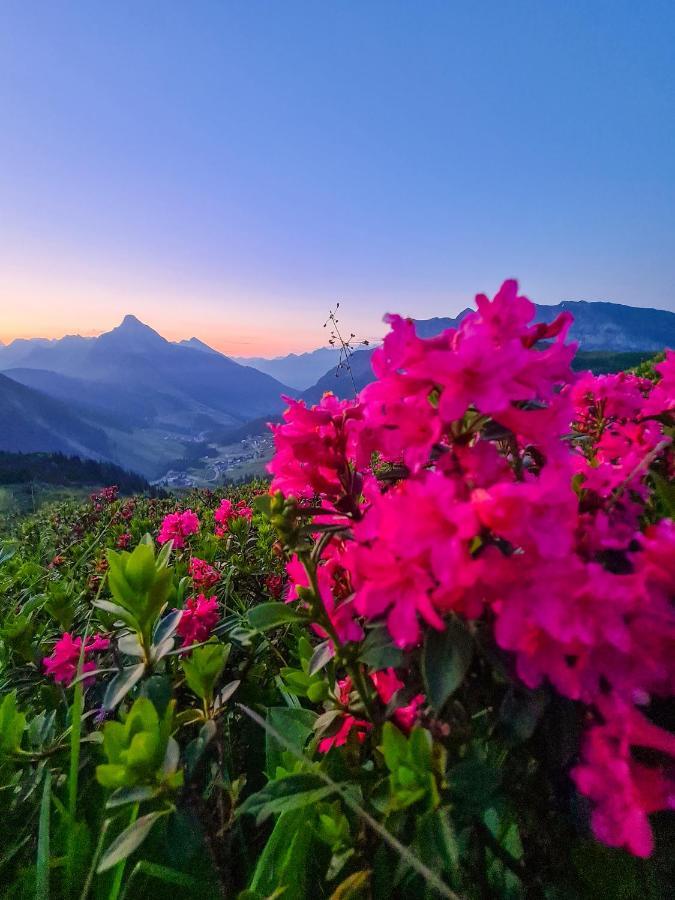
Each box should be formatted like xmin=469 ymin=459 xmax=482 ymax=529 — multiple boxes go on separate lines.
xmin=3 ymin=294 xmax=675 ymax=360
xmin=2 ymin=4 xmax=675 ymax=355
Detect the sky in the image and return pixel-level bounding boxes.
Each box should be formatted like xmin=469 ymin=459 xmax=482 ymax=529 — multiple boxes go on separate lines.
xmin=1 ymin=2 xmax=674 ymax=357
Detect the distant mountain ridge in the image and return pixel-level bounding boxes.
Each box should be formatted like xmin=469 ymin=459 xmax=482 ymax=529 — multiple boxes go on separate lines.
xmin=233 ymin=347 xmax=339 ymax=390
xmin=302 ymin=300 xmax=675 ymax=402
xmin=0 ymin=315 xmax=295 ymax=477
xmin=414 ymin=300 xmax=675 ymax=351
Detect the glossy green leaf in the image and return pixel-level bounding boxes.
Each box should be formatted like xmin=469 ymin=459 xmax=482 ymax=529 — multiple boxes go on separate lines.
xmin=249 ymin=602 xmax=304 ymax=632
xmin=104 ymin=663 xmax=146 ymax=711
xmin=97 ymin=810 xmax=166 ymax=873
xmin=421 ymin=618 xmax=473 ymax=713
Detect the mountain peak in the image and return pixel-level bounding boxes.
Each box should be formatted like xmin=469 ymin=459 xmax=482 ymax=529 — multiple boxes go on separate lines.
xmin=119 ymin=314 xmax=151 ymax=330
xmin=99 ymin=314 xmax=167 ymax=345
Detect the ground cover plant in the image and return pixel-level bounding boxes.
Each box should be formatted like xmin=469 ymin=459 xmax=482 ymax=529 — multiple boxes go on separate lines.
xmin=0 ymin=281 xmax=673 ymax=898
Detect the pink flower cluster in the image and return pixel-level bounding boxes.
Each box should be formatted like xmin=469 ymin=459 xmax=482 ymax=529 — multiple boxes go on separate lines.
xmin=157 ymin=509 xmax=200 ymax=549
xmin=176 ymin=594 xmax=219 ymax=647
xmin=318 ymin=677 xmax=371 ymax=753
xmin=43 ymin=632 xmax=110 ymax=685
xmin=90 ymin=485 xmax=119 ymax=506
xmin=214 ymin=498 xmax=253 ymax=536
xmin=318 ymin=670 xmax=424 ymax=753
xmin=188 ymin=557 xmax=220 ymax=590
xmin=270 ymin=280 xmax=675 ymax=856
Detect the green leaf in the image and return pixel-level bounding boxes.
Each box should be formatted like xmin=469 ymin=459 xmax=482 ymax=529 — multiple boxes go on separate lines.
xmin=308 ymin=640 xmax=334 ymax=676
xmin=652 ymin=472 xmax=675 ymax=516
xmin=117 ymin=633 xmax=145 ymax=657
xmin=97 ymin=810 xmax=166 ymax=873
xmin=249 ymin=808 xmax=317 ymax=900
xmin=265 ymin=707 xmax=316 ymax=777
xmin=239 ymin=773 xmax=337 ymax=824
xmin=214 ymin=679 xmax=240 ymax=711
xmin=125 ymin=542 xmax=157 ymax=592
xmin=499 ymin=687 xmax=548 ymax=743
xmin=107 ymin=786 xmax=160 ymax=808
xmin=416 ymin=807 xmax=459 ymax=876
xmin=249 ymin=602 xmax=304 ymax=632
xmin=421 ymin=618 xmax=473 ymax=713
xmin=184 ymin=720 xmax=216 ymax=777
xmin=93 ymin=599 xmax=138 ymax=629
xmin=358 ymin=624 xmax=405 ymax=669
xmin=104 ymin=663 xmax=146 ymax=711
xmin=448 ymin=759 xmax=501 ymax=815
xmin=152 ymin=609 xmax=183 ymax=646
xmin=0 ymin=691 xmax=26 ymax=756
xmin=380 ymin=721 xmax=408 ymax=771
xmin=181 ymin=641 xmax=230 ymax=703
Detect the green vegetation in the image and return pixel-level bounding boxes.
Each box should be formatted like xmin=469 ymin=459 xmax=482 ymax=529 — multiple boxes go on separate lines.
xmin=571 ymin=349 xmax=657 ymax=373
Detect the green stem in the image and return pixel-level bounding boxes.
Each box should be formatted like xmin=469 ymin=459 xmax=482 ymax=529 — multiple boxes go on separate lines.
xmin=36 ymin=769 xmax=52 ymax=900
xmin=79 ymin=820 xmax=109 ymax=900
xmin=300 ymin=552 xmax=376 ymax=720
xmin=66 ymin=628 xmax=88 ymax=895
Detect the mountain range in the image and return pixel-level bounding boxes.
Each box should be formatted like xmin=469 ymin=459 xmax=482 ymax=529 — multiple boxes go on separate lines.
xmin=232 ymin=347 xmax=340 ymax=390
xmin=1 ymin=299 xmax=673 ymax=479
xmin=0 ymin=315 xmax=293 ymax=477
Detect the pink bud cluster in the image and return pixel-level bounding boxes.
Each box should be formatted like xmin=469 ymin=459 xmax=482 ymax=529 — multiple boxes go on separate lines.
xmin=269 ymin=280 xmax=675 ymax=856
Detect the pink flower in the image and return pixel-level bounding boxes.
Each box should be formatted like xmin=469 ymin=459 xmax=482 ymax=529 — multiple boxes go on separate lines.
xmin=176 ymin=594 xmax=219 ymax=647
xmin=370 ymin=669 xmax=401 ymax=704
xmin=91 ymin=485 xmax=118 ymax=505
xmin=116 ymin=533 xmax=132 ymax=550
xmin=371 ymin=668 xmax=425 ymax=733
xmin=43 ymin=632 xmax=110 ymax=686
xmin=572 ymin=698 xmax=675 ymax=857
xmin=318 ymin=715 xmax=372 ymax=753
xmin=265 ymin=573 xmax=284 ymax=598
xmin=285 ymin=545 xmax=364 ymax=645
xmin=268 ymin=393 xmax=365 ymax=506
xmin=188 ymin=557 xmax=220 ymax=589
xmin=345 ymin=472 xmax=479 ymax=647
xmin=214 ymin=499 xmax=253 ymax=536
xmin=157 ymin=509 xmax=200 ymax=549
xmin=641 ymin=350 xmax=675 ymax=418
xmin=318 ymin=678 xmax=372 ymax=753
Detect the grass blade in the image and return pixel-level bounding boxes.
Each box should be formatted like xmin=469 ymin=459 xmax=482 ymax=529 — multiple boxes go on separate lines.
xmin=36 ymin=769 xmax=52 ymax=900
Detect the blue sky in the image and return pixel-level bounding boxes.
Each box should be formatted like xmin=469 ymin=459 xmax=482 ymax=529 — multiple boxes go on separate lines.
xmin=1 ymin=1 xmax=674 ymax=354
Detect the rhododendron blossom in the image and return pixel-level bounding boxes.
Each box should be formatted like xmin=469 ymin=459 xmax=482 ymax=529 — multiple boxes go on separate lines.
xmin=264 ymin=573 xmax=283 ymax=598
xmin=157 ymin=509 xmax=200 ymax=549
xmin=214 ymin=498 xmax=253 ymax=535
xmin=269 ymin=279 xmax=675 ymax=856
xmin=43 ymin=632 xmax=110 ymax=685
xmin=176 ymin=594 xmax=219 ymax=647
xmin=318 ymin=677 xmax=372 ymax=753
xmin=371 ymin=668 xmax=425 ymax=732
xmin=188 ymin=557 xmax=220 ymax=589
